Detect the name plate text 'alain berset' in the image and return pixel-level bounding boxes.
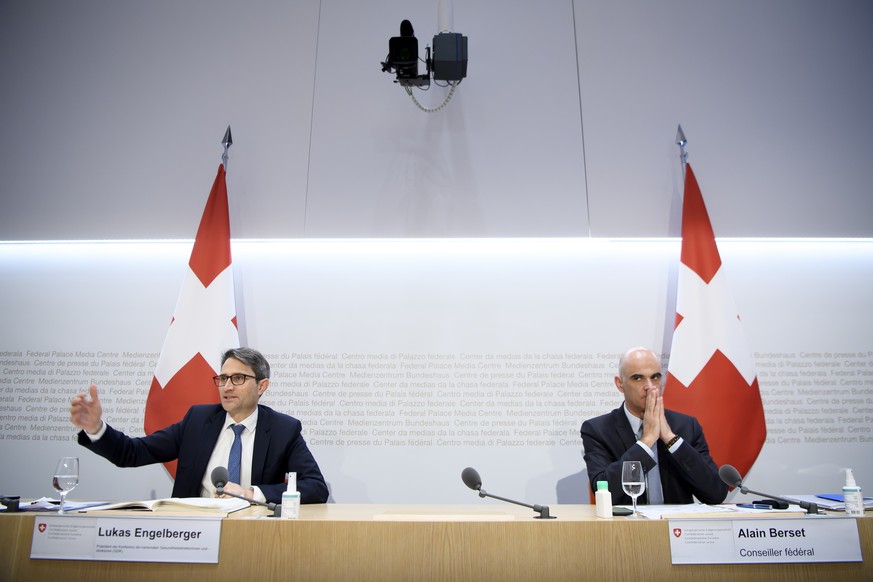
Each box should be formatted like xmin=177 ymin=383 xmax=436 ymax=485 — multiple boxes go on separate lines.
xmin=668 ymin=517 xmax=862 ymax=564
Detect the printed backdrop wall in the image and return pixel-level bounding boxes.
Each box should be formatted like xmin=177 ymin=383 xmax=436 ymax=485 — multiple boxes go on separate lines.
xmin=2 ymin=0 xmax=872 ymax=508
xmin=1 ymin=238 xmax=871 ymax=505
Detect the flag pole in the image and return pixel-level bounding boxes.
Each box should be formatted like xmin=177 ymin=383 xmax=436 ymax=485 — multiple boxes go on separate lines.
xmin=675 ymin=124 xmax=688 ymax=179
xmin=145 ymin=125 xmax=239 ymax=477
xmin=221 ymin=125 xmax=233 ymax=170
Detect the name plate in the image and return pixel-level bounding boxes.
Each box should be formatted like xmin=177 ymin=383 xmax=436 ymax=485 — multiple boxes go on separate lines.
xmin=668 ymin=517 xmax=862 ymax=564
xmin=31 ymin=514 xmax=222 ymax=563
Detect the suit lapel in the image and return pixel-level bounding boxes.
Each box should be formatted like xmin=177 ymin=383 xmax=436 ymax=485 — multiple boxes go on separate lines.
xmin=251 ymin=405 xmax=270 ymax=484
xmin=192 ymin=407 xmax=225 ymax=483
xmin=657 ymin=443 xmax=670 ymax=502
xmin=612 ymin=407 xmax=636 ymax=450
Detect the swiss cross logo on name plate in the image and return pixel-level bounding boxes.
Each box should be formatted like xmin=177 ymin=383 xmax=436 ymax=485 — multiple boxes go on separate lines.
xmin=673 ymin=528 xmax=682 ymax=538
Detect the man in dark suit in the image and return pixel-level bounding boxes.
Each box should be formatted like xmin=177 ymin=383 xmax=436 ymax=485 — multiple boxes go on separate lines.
xmin=70 ymin=347 xmax=328 ymax=505
xmin=580 ymin=347 xmax=727 ymax=505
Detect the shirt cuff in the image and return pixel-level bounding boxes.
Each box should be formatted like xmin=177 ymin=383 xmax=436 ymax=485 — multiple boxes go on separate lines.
xmin=84 ymin=420 xmax=107 ymax=441
xmin=251 ymin=486 xmax=267 ymax=504
xmin=636 ymin=440 xmax=656 ymax=459
xmin=667 ymin=436 xmax=684 ymax=453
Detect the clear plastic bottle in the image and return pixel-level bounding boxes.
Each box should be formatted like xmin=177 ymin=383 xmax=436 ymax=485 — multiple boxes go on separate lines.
xmin=843 ymin=468 xmax=864 ymax=517
xmin=281 ymin=471 xmax=300 ymax=519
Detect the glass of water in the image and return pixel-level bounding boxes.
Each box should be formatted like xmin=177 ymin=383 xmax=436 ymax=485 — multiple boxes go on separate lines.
xmin=621 ymin=460 xmax=646 ymax=518
xmin=52 ymin=457 xmax=79 ymax=514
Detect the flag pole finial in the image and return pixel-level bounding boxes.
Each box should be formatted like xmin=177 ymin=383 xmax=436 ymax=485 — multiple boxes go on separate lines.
xmin=675 ymin=124 xmax=688 ymax=169
xmin=221 ymin=125 xmax=233 ymax=169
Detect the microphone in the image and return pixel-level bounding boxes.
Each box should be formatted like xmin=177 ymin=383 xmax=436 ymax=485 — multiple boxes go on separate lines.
xmin=461 ymin=467 xmax=556 ymax=519
xmin=211 ymin=466 xmax=230 ymax=490
xmin=461 ymin=467 xmax=481 ymax=490
xmin=210 ymin=466 xmax=281 ymax=517
xmin=717 ymin=464 xmax=743 ymax=488
xmin=719 ymin=464 xmax=818 ymax=515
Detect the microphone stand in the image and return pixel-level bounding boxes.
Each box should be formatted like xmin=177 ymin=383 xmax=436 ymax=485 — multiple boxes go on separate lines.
xmin=477 ymin=488 xmax=556 ymax=519
xmin=216 ymin=486 xmax=281 ymax=517
xmin=737 ymin=485 xmax=819 ymax=515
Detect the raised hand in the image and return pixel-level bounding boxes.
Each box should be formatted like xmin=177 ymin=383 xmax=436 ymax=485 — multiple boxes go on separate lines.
xmin=70 ymin=384 xmax=104 ymax=434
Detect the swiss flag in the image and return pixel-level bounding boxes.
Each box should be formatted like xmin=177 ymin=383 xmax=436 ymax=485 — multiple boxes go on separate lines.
xmin=664 ymin=163 xmax=766 ymax=480
xmin=143 ymin=163 xmax=239 ymax=477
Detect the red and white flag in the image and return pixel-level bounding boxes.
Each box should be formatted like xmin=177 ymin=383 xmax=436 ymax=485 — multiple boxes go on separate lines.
xmin=664 ymin=163 xmax=766 ymax=479
xmin=143 ymin=163 xmax=239 ymax=477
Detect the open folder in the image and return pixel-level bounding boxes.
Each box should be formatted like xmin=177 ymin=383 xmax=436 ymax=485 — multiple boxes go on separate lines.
xmin=633 ymin=504 xmax=807 ymax=519
xmin=81 ymin=497 xmax=249 ymax=515
xmin=783 ymin=494 xmax=873 ymax=511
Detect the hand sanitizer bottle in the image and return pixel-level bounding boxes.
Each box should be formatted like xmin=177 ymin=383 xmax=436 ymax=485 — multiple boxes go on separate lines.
xmin=281 ymin=472 xmax=300 ymax=519
xmin=843 ymin=468 xmax=864 ymax=517
xmin=595 ymin=480 xmax=613 ymax=518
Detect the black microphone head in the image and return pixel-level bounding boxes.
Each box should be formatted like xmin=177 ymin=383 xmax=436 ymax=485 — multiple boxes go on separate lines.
xmin=461 ymin=467 xmax=482 ymax=491
xmin=718 ymin=464 xmax=743 ymax=487
xmin=211 ymin=466 xmax=229 ymax=489
xmin=400 ymin=19 xmax=414 ymax=37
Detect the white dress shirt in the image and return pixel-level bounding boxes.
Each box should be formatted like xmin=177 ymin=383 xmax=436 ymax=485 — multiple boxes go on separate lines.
xmin=200 ymin=408 xmax=266 ymax=502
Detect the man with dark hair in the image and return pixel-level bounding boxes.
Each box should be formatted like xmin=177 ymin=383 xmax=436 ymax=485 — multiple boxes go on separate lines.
xmin=70 ymin=347 xmax=328 ymax=505
xmin=580 ymin=346 xmax=727 ymax=505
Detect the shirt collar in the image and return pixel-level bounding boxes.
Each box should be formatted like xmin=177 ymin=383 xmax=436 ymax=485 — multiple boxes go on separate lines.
xmin=224 ymin=407 xmax=259 ymax=433
xmin=623 ymin=403 xmax=643 ymax=437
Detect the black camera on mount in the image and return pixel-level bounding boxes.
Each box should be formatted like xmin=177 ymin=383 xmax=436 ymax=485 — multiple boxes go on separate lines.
xmin=381 ymin=19 xmax=467 ymax=88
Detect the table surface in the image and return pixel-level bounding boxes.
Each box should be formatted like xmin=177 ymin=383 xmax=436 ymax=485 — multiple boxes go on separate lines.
xmin=2 ymin=504 xmax=870 ymax=582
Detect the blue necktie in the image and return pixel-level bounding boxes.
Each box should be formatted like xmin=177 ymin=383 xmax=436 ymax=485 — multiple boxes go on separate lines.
xmin=647 ymin=443 xmax=664 ymax=504
xmin=227 ymin=424 xmax=245 ymax=485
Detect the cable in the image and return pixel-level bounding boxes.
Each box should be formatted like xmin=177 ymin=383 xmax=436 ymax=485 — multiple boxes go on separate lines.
xmin=404 ymin=82 xmax=458 ymax=113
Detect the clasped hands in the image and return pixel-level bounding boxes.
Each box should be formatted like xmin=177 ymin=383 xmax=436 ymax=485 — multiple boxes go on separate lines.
xmin=639 ymin=387 xmax=676 ymax=449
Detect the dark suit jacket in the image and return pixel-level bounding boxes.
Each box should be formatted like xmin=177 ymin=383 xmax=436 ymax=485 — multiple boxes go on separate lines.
xmin=580 ymin=406 xmax=727 ymax=505
xmin=78 ymin=404 xmax=328 ymax=505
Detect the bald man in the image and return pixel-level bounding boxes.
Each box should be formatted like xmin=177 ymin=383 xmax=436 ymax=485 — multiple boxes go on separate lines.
xmin=580 ymin=347 xmax=727 ymax=505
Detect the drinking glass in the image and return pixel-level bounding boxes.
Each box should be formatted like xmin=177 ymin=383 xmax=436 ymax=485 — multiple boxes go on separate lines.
xmin=52 ymin=457 xmax=79 ymax=514
xmin=621 ymin=460 xmax=646 ymax=519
